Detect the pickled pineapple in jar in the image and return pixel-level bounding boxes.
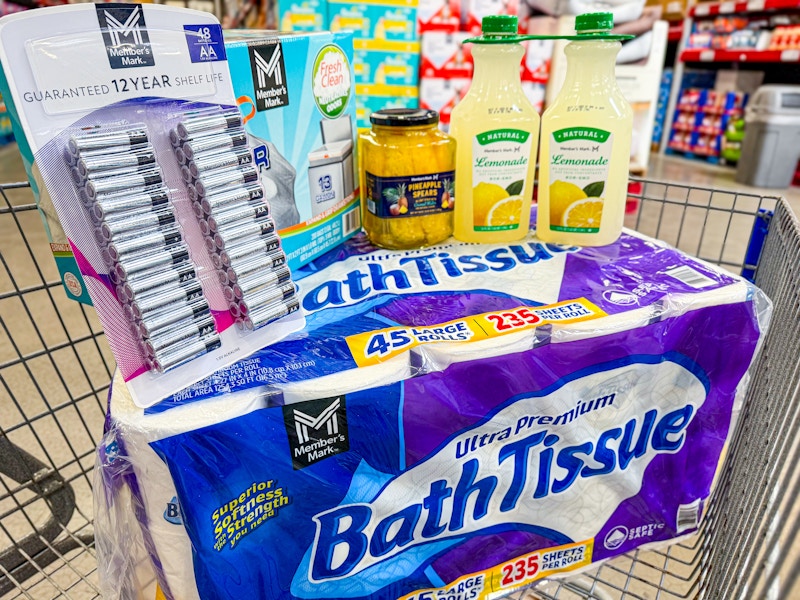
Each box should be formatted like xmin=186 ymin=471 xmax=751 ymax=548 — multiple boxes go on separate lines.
xmin=360 ymin=109 xmax=456 ymax=250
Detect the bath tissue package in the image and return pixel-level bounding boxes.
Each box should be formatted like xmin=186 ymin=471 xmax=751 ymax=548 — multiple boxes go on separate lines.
xmin=95 ymin=230 xmax=771 ymax=600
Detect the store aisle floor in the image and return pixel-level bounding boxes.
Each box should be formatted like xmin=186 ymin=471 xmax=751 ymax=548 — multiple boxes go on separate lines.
xmin=647 ymin=152 xmax=800 ymax=214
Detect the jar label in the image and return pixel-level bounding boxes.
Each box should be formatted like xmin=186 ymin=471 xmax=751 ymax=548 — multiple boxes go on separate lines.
xmin=471 ymin=129 xmax=532 ymax=232
xmin=547 ymin=127 xmax=613 ymax=234
xmin=365 ymin=171 xmax=455 ymax=218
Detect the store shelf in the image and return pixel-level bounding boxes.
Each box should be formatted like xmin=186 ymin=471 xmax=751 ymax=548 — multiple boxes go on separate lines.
xmin=668 ymin=21 xmax=684 ymax=42
xmin=680 ymin=48 xmax=800 ymax=62
xmin=690 ymin=0 xmax=800 ymax=17
xmin=676 ymin=103 xmax=743 ymax=115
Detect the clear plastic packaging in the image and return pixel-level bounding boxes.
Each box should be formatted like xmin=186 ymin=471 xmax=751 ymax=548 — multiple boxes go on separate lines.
xmin=0 ymin=4 xmax=305 ymax=407
xmin=95 ymin=226 xmax=771 ymax=600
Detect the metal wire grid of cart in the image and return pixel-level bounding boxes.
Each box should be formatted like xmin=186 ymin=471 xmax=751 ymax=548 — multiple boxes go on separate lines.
xmin=0 ymin=178 xmax=798 ymax=599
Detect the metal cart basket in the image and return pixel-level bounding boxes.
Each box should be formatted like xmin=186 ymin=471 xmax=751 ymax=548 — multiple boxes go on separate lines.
xmin=1 ymin=178 xmax=798 ymax=599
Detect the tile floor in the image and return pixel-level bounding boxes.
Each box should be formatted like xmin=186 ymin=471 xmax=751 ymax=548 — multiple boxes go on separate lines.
xmin=0 ymin=142 xmax=797 ymax=599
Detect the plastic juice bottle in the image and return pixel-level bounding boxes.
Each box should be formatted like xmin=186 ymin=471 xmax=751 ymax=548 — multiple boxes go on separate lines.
xmin=536 ymin=12 xmax=633 ymax=246
xmin=450 ymin=15 xmax=539 ymax=243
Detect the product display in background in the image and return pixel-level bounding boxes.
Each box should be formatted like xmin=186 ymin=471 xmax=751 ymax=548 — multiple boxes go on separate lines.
xmin=419 ymin=31 xmax=473 ymax=129
xmin=223 ymin=30 xmax=362 ymax=268
xmin=418 ymin=0 xmax=461 ymax=31
xmin=278 ymin=0 xmax=327 ymax=31
xmin=96 ymin=225 xmax=771 ymax=600
xmin=464 ymin=0 xmax=520 ymax=34
xmin=651 ymin=68 xmax=673 ymax=152
xmin=668 ymin=87 xmax=749 ymax=160
xmin=685 ymin=13 xmax=800 ymax=51
xmin=0 ymin=90 xmax=12 ymax=144
xmin=327 ymin=0 xmax=420 ymax=128
xmin=0 ymin=4 xmax=305 ymax=408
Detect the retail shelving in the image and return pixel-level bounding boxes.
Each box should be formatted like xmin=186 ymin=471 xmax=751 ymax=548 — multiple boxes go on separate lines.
xmin=659 ymin=0 xmax=800 ymax=157
xmin=690 ymin=0 xmax=800 ymax=18
xmin=680 ymin=48 xmax=800 ymax=62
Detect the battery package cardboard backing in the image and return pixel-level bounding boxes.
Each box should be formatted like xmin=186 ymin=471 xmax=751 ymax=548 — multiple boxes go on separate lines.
xmin=0 ymin=3 xmax=307 ymax=407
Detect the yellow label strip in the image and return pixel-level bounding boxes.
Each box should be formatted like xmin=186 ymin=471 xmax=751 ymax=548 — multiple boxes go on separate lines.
xmin=399 ymin=540 xmax=594 ymax=600
xmin=346 ymin=298 xmax=606 ymax=367
xmin=354 ymin=38 xmax=420 ymax=52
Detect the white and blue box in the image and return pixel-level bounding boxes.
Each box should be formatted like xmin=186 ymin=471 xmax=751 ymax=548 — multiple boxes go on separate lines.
xmin=224 ymin=31 xmax=361 ymax=271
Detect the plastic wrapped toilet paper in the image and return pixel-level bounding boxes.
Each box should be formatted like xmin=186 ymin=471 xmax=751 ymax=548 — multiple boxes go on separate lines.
xmin=96 ymin=230 xmax=771 ymax=600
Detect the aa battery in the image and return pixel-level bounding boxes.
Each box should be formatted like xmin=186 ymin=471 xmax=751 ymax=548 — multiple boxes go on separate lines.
xmin=220 ymin=238 xmax=285 ymax=268
xmin=237 ymin=281 xmax=296 ymax=316
xmin=68 ymin=127 xmax=149 ymax=156
xmin=224 ymin=248 xmax=287 ymax=282
xmin=91 ymin=189 xmax=170 ymax=222
xmin=81 ymin=163 xmax=160 ymax=185
xmin=150 ymin=335 xmax=221 ymax=373
xmin=108 ymin=225 xmax=182 ymax=261
xmin=240 ymin=299 xmax=300 ymax=331
xmin=85 ymin=169 xmax=163 ymax=199
xmin=200 ymin=184 xmax=265 ymax=216
xmin=174 ymin=146 xmax=188 ymax=165
xmin=213 ymin=220 xmax=277 ymax=250
xmin=169 ymin=129 xmax=183 ymax=148
xmin=193 ymin=164 xmax=259 ymax=199
xmin=76 ymin=142 xmax=151 ymax=165
xmin=122 ymin=263 xmax=196 ymax=300
xmin=189 ymin=146 xmax=253 ymax=178
xmin=176 ymin=109 xmax=241 ymax=140
xmin=78 ymin=148 xmax=156 ymax=177
xmin=101 ymin=206 xmax=175 ymax=241
xmin=93 ymin=204 xmax=154 ymax=229
xmin=144 ymin=314 xmax=217 ymax=356
xmin=206 ymin=200 xmax=268 ymax=232
xmin=115 ymin=244 xmax=190 ymax=282
xmin=131 ymin=280 xmax=204 ymax=319
xmin=181 ymin=165 xmax=196 ymax=184
xmin=223 ymin=264 xmax=291 ymax=303
xmin=138 ymin=297 xmax=210 ymax=338
xmin=181 ymin=130 xmax=247 ymax=161
xmin=71 ymin=167 xmax=87 ymax=186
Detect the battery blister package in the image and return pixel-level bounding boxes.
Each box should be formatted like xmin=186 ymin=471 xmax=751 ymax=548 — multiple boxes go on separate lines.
xmin=0 ymin=3 xmax=305 ymax=407
xmin=95 ymin=227 xmax=771 ymax=600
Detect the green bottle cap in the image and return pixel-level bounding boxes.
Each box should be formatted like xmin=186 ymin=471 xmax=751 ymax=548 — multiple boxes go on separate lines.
xmin=575 ymin=12 xmax=614 ymax=33
xmin=481 ymin=15 xmax=518 ymax=35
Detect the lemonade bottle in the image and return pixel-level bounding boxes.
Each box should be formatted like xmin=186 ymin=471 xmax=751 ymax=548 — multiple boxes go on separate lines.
xmin=450 ymin=15 xmax=539 ymax=243
xmin=536 ymin=12 xmax=633 ymax=246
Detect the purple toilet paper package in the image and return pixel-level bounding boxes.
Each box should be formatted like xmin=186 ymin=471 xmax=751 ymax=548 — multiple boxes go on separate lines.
xmin=96 ymin=230 xmax=771 ymax=600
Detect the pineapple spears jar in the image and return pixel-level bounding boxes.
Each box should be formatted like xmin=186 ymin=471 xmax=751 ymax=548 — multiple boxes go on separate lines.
xmin=360 ymin=109 xmax=456 ymax=249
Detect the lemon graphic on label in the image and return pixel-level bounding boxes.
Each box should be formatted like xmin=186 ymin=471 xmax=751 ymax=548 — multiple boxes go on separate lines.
xmin=487 ymin=195 xmax=523 ymax=227
xmin=473 ymin=182 xmax=508 ymax=226
xmin=549 ymin=180 xmax=587 ymax=225
xmin=562 ymin=197 xmax=604 ymax=229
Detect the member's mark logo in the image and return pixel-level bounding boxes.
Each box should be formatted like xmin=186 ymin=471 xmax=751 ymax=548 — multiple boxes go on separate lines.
xmin=249 ymin=43 xmax=289 ymax=111
xmin=283 ymin=396 xmax=349 ymax=469
xmin=96 ymin=4 xmax=155 ymax=69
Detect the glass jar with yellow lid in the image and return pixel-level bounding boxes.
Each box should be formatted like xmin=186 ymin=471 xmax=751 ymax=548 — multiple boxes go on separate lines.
xmin=360 ymin=109 xmax=456 ymax=250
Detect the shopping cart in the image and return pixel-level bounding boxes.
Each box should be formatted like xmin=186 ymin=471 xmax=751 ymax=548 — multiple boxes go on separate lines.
xmin=0 ymin=178 xmax=797 ymax=599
